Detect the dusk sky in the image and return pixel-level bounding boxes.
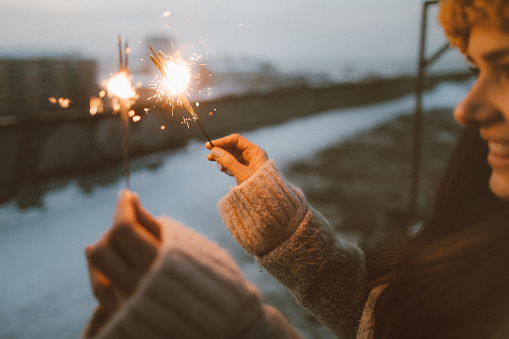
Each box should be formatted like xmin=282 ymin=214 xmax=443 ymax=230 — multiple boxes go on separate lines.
xmin=0 ymin=1 xmax=459 ymax=74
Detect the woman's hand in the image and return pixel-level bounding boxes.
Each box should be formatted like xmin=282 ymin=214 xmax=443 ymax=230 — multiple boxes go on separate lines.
xmin=206 ymin=134 xmax=269 ymax=184
xmin=85 ymin=190 xmax=162 ymax=315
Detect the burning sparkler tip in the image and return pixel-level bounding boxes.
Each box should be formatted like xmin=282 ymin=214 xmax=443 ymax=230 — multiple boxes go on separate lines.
xmin=149 ymin=45 xmax=215 ymax=144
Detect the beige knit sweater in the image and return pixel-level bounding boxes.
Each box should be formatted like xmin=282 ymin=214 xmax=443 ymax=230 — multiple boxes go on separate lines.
xmin=83 ymin=160 xmax=374 ymax=339
xmin=218 ymin=160 xmax=370 ymax=338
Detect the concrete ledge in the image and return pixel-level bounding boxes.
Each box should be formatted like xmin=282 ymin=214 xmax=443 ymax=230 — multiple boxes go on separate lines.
xmin=0 ymin=72 xmax=472 ymax=203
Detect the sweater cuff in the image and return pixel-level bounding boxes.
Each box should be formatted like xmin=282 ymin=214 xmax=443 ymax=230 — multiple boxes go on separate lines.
xmin=218 ymin=160 xmax=307 ymax=256
xmin=256 ymin=207 xmax=366 ymax=338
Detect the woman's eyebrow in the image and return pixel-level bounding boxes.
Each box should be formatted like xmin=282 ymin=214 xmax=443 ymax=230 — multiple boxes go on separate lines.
xmin=481 ymin=47 xmax=509 ymax=62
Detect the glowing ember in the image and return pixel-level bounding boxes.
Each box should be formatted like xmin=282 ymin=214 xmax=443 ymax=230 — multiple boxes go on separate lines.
xmin=58 ymin=97 xmax=70 ymax=108
xmin=107 ymin=71 xmax=136 ymax=100
xmin=149 ymin=52 xmax=197 ymax=121
xmin=149 ymin=47 xmax=193 ymax=106
xmin=158 ymin=59 xmax=191 ymax=97
xmin=89 ymin=97 xmax=104 ymax=115
xmin=48 ymin=97 xmax=71 ymax=108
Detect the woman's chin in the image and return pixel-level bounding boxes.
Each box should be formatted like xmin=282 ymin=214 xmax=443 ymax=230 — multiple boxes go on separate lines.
xmin=489 ymin=173 xmax=509 ymax=201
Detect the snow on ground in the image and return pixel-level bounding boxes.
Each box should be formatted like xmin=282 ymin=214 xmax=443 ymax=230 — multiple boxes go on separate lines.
xmin=0 ymin=79 xmax=471 ymax=338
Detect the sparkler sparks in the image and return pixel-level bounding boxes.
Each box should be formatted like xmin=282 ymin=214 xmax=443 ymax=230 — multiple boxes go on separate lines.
xmin=160 ymin=58 xmax=191 ymax=95
xmin=107 ymin=71 xmax=135 ymax=100
xmin=149 ymin=46 xmax=214 ymax=147
xmin=89 ymin=97 xmax=103 ymax=115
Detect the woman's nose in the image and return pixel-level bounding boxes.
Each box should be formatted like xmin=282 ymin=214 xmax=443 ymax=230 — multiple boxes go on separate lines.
xmin=453 ymin=80 xmax=501 ymax=127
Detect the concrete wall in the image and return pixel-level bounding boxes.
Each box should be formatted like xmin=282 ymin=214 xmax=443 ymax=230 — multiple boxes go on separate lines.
xmin=0 ymin=72 xmax=472 ymax=203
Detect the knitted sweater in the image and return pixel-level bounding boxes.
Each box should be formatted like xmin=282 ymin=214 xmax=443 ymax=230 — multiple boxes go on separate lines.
xmin=218 ymin=160 xmax=370 ymax=338
xmin=83 ymin=160 xmax=374 ymax=339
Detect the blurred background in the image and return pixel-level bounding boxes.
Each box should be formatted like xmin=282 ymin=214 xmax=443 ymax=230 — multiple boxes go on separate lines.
xmin=0 ymin=1 xmax=472 ymax=338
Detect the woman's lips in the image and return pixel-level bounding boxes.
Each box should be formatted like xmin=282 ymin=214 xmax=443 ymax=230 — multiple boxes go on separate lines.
xmin=487 ymin=141 xmax=509 ymax=168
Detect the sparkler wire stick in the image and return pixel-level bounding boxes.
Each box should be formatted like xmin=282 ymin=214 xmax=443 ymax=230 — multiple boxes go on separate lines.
xmin=120 ymin=100 xmax=130 ymax=190
xmin=118 ymin=36 xmax=130 ymax=189
xmin=149 ymin=46 xmax=214 ymax=147
xmin=125 ymin=41 xmax=129 ymax=70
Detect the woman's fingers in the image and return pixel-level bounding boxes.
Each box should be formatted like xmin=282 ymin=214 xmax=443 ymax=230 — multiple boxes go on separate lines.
xmin=86 ymin=246 xmax=119 ymax=314
xmin=111 ymin=190 xmax=161 ymax=271
xmin=207 ymin=134 xmax=268 ymax=164
xmin=206 ymin=134 xmax=268 ymax=184
xmin=113 ymin=190 xmax=137 ymax=229
xmin=131 ymin=193 xmax=162 ymax=240
xmin=110 ymin=221 xmax=161 ymax=273
xmin=86 ymin=190 xmax=162 ymax=306
xmin=210 ymin=147 xmax=254 ymax=184
xmin=86 ymin=242 xmax=138 ymax=295
xmin=205 ymin=133 xmax=246 ymax=150
xmin=217 ymin=163 xmax=234 ymax=176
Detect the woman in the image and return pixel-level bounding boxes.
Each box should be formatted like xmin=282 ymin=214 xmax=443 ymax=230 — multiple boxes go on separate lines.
xmin=82 ymin=0 xmax=509 ymax=338
xmin=370 ymin=0 xmax=509 ymax=336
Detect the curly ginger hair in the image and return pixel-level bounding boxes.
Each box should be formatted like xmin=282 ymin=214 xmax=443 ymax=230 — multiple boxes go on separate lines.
xmin=438 ymin=0 xmax=509 ymax=53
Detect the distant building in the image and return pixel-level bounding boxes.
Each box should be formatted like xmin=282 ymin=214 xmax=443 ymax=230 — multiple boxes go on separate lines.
xmin=0 ymin=58 xmax=97 ymax=116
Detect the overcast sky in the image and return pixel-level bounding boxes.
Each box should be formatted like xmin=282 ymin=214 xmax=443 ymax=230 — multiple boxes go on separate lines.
xmin=0 ymin=0 xmax=459 ymax=74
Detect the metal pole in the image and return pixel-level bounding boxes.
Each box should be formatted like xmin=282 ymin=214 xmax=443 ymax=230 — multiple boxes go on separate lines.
xmin=409 ymin=0 xmax=441 ymax=217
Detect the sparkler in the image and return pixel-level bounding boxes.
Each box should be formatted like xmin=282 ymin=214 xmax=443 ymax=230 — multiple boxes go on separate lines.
xmin=106 ymin=36 xmax=136 ymax=189
xmin=149 ymin=46 xmax=214 ymax=147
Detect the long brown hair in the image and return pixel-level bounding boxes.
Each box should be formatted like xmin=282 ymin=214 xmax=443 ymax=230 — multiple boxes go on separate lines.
xmin=368 ymin=126 xmax=508 ymax=336
xmin=375 ymin=210 xmax=509 ymax=338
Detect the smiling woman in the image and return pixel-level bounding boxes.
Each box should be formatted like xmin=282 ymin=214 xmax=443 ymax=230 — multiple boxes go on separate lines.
xmin=452 ymin=25 xmax=509 ymax=200
xmin=370 ymin=1 xmax=509 ymax=338
xmin=437 ymin=0 xmax=509 ymax=201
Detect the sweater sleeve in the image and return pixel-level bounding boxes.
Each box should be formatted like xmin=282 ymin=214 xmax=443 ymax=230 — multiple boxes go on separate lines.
xmin=218 ymin=160 xmax=367 ymax=339
xmin=84 ymin=217 xmax=303 ymax=339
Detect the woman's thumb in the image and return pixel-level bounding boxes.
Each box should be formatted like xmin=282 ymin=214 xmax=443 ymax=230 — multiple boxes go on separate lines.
xmin=113 ymin=190 xmax=135 ymax=226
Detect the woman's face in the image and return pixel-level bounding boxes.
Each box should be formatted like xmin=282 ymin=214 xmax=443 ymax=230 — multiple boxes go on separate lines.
xmin=454 ymin=24 xmax=509 ymax=201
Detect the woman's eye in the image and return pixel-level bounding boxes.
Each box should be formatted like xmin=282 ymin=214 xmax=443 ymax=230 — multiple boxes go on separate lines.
xmin=468 ymin=65 xmax=480 ymax=77
xmin=464 ymin=59 xmax=479 ymax=77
